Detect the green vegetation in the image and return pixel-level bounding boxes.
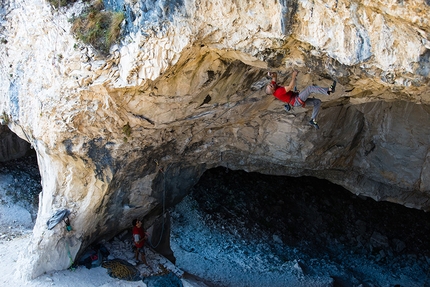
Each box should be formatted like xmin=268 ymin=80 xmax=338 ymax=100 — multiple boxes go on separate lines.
xmin=71 ymin=0 xmax=124 ymax=55
xmin=47 ymin=0 xmax=78 ymax=8
xmin=1 ymin=112 xmax=10 ymax=125
xmin=122 ymin=122 xmax=132 ymax=137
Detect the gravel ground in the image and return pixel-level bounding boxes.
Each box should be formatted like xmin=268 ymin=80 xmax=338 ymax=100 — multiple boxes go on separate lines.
xmin=2 ymin=157 xmax=430 ymax=286
xmin=0 ymin=153 xmax=40 ymax=239
xmin=178 ymin=167 xmax=430 ymax=286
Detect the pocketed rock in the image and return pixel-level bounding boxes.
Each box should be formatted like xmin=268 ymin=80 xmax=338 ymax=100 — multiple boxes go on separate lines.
xmin=1 ymin=0 xmax=430 ymax=278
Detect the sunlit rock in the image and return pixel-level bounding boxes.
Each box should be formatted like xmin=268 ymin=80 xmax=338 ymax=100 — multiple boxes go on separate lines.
xmin=0 ymin=0 xmax=429 ymax=279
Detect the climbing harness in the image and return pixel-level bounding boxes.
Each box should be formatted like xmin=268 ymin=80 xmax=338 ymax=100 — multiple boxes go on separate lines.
xmin=296 ymin=96 xmax=306 ymax=107
xmin=166 ymin=70 xmax=292 ymax=143
xmin=146 ymin=72 xmax=292 ymax=248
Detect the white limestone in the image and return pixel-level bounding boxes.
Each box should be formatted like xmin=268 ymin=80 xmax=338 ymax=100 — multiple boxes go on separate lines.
xmin=0 ymin=0 xmax=429 ymax=280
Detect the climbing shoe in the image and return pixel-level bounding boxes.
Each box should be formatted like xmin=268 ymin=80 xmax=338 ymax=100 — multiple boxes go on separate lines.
xmin=284 ymin=104 xmax=291 ymax=112
xmin=309 ymin=119 xmax=319 ymax=129
xmin=328 ymin=80 xmax=337 ymax=94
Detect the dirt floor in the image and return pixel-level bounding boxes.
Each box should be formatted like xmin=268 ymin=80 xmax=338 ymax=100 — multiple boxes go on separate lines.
xmin=0 ymin=153 xmax=40 ymax=238
xmin=2 ymin=156 xmax=430 ymax=286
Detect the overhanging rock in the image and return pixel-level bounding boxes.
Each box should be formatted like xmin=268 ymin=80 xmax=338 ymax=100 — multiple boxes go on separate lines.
xmin=0 ymin=0 xmax=429 ymax=279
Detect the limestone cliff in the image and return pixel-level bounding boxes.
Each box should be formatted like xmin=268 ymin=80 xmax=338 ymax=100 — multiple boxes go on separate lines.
xmin=0 ymin=0 xmax=429 ymax=279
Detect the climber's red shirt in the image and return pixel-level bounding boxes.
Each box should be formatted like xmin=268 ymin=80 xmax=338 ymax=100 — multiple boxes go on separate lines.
xmin=271 ymin=81 xmax=295 ymax=104
xmin=132 ymin=226 xmax=145 ymax=248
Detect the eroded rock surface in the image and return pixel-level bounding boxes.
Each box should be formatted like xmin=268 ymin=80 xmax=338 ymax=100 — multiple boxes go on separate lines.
xmin=0 ymin=0 xmax=429 ymax=279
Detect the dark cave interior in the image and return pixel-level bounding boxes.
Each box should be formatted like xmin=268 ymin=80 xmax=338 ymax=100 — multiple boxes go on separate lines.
xmin=2 ymin=138 xmax=430 ymax=281
xmin=189 ymin=167 xmax=430 ymax=272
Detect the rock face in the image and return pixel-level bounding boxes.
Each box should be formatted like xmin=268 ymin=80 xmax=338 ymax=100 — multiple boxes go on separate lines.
xmin=0 ymin=0 xmax=429 ymax=279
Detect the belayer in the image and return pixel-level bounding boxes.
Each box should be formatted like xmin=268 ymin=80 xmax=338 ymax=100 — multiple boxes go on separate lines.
xmin=132 ymin=219 xmax=148 ymax=265
xmin=265 ymin=70 xmax=336 ymax=129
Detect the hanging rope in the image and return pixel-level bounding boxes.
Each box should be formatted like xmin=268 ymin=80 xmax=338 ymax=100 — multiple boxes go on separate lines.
xmin=183 ymin=70 xmax=294 ymax=140
xmin=147 ymin=80 xmax=268 ymax=248
xmin=184 ymin=79 xmax=271 ymax=140
xmin=147 ymin=72 xmax=289 ymax=248
xmin=148 ymin=161 xmax=169 ymax=249
xmin=65 ymin=237 xmax=75 ymax=270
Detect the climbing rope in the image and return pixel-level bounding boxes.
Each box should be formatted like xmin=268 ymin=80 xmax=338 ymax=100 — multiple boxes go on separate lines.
xmin=147 ymin=160 xmax=169 ymax=249
xmin=65 ymin=238 xmax=75 ymax=270
xmin=147 ymin=72 xmax=287 ymax=248
xmin=146 ymin=80 xmax=268 ymax=247
xmin=101 ymin=259 xmax=141 ymax=281
xmin=185 ymin=70 xmax=295 ymax=140
xmin=185 ymin=79 xmax=271 ymax=139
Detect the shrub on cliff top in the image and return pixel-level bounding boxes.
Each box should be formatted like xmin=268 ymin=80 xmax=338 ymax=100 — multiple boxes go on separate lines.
xmin=71 ymin=0 xmax=124 ymax=55
xmin=47 ymin=0 xmax=78 ymax=8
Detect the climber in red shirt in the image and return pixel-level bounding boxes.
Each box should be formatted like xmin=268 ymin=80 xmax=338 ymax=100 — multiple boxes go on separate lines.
xmin=265 ymin=70 xmax=336 ymax=129
xmin=132 ymin=219 xmax=148 ymax=265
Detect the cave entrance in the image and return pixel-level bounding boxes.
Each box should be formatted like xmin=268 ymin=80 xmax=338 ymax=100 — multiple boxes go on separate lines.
xmin=0 ymin=125 xmax=40 ymax=236
xmin=169 ymin=167 xmax=430 ymax=286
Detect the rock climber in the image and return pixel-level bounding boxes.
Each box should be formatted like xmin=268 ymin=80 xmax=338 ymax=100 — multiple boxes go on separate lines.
xmin=265 ymin=70 xmax=336 ymax=129
xmin=132 ymin=218 xmax=148 ymax=265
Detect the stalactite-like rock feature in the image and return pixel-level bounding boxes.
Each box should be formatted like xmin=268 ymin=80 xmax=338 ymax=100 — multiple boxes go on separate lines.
xmin=0 ymin=0 xmax=429 ymax=279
